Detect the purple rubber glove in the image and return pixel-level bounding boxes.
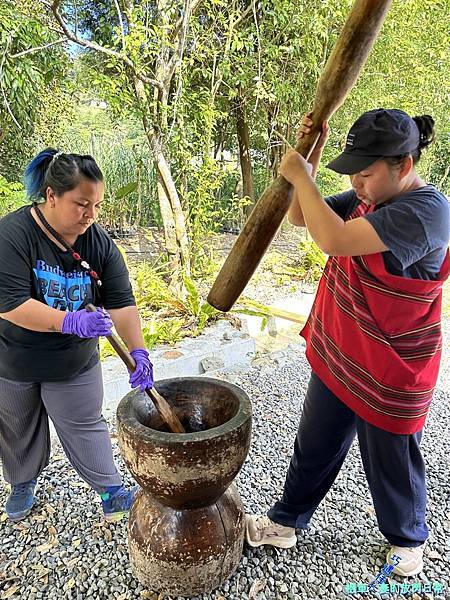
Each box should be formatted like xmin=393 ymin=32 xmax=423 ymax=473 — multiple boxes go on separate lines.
xmin=129 ymin=348 xmax=154 ymax=392
xmin=61 ymin=308 xmax=113 ymax=338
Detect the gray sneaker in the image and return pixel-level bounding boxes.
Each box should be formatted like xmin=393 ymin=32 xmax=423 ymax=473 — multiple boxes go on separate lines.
xmin=386 ymin=543 xmax=425 ymax=577
xmin=245 ymin=515 xmax=297 ymax=549
xmin=5 ymin=479 xmax=37 ymax=522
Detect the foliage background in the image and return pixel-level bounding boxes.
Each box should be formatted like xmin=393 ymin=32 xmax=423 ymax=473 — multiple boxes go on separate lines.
xmin=1 ymin=0 xmax=448 ymax=211
xmin=0 ymin=0 xmax=448 ymax=331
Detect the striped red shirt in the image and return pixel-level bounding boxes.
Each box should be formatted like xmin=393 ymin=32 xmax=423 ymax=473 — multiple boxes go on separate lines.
xmin=301 ymin=201 xmax=449 ymax=434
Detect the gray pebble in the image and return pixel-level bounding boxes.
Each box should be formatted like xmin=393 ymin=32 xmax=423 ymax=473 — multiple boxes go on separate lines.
xmin=1 ymin=320 xmax=450 ymax=600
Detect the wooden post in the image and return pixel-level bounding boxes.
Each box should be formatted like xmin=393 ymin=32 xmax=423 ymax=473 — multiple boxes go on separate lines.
xmin=208 ymin=0 xmax=392 ymax=312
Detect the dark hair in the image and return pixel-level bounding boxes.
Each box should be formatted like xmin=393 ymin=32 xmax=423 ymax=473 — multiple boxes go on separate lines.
xmin=384 ymin=114 xmax=435 ymax=169
xmin=23 ymin=147 xmax=103 ymax=200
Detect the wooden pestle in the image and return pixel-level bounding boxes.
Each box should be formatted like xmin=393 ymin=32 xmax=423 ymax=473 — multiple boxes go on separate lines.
xmin=85 ymin=303 xmax=186 ymax=434
xmin=207 ymin=0 xmax=393 ymax=312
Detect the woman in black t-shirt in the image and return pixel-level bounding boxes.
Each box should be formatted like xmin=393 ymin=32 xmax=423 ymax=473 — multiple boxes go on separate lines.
xmin=0 ymin=148 xmax=153 ymax=523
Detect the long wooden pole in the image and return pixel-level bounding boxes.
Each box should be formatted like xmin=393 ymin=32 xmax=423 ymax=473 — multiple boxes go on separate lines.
xmin=208 ymin=0 xmax=392 ymax=312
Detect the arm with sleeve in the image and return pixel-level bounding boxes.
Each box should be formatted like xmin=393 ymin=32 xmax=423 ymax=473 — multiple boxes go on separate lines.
xmin=0 ymin=227 xmax=66 ymax=331
xmin=95 ymin=231 xmax=136 ymax=310
xmin=363 ymin=187 xmax=450 ymax=275
xmin=0 ymin=232 xmax=33 ymax=314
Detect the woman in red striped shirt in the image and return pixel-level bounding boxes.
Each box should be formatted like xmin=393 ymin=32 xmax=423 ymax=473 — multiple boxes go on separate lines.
xmin=246 ymin=109 xmax=449 ymax=578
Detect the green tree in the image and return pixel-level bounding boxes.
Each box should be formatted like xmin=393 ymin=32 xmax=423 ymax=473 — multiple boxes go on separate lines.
xmin=0 ymin=0 xmax=68 ymax=179
xmin=38 ymin=0 xmax=200 ymax=284
xmin=315 ymin=0 xmax=450 ymax=194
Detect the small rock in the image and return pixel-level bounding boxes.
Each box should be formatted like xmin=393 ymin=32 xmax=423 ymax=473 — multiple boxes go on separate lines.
xmin=162 ymin=350 xmax=184 ymax=359
xmin=200 ymin=356 xmax=225 ymax=371
xmin=267 ymin=317 xmax=278 ymax=337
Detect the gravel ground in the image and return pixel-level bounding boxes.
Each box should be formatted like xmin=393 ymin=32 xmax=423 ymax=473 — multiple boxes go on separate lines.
xmin=1 ymin=322 xmax=449 ymax=600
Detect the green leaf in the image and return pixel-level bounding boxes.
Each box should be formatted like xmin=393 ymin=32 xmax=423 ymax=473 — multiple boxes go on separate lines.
xmin=115 ymin=181 xmax=138 ymax=199
xmin=183 ymin=275 xmax=200 ymax=317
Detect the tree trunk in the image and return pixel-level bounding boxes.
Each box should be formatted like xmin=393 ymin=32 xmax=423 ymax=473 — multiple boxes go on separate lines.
xmin=133 ymin=77 xmax=191 ymax=282
xmin=156 ymin=174 xmax=182 ymax=280
xmin=267 ymin=103 xmax=281 ymax=181
xmin=135 ymin=157 xmax=142 ymax=227
xmin=235 ymin=89 xmax=254 ymax=216
xmin=151 ymin=137 xmax=191 ymax=280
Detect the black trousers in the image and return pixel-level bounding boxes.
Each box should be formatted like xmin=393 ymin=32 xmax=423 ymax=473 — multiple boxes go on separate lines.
xmin=268 ymin=372 xmax=428 ymax=547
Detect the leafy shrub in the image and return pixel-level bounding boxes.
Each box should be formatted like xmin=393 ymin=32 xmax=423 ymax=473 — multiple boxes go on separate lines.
xmin=99 ymin=262 xmax=221 ymax=359
xmin=133 ymin=261 xmax=184 ymax=316
xmin=261 ymin=242 xmax=326 ymax=285
xmin=296 ymin=240 xmax=327 ymax=283
xmin=141 ymin=318 xmax=185 ymax=349
xmin=0 ymin=177 xmax=26 ymax=217
xmin=182 ymin=275 xmax=219 ymax=335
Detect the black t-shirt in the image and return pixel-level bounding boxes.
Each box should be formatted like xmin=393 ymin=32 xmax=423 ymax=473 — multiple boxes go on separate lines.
xmin=0 ymin=206 xmax=135 ymax=382
xmin=325 ymin=185 xmax=450 ymax=280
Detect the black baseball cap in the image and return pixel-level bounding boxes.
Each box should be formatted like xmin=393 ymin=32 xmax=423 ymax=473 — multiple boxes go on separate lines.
xmin=326 ymin=108 xmax=420 ymax=175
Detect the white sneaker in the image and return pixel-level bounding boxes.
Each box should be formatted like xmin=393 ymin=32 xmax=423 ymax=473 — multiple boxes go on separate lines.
xmin=386 ymin=543 xmax=425 ymax=577
xmin=245 ymin=515 xmax=296 ymax=549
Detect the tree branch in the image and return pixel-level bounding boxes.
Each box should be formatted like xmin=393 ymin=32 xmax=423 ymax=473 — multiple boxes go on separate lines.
xmin=48 ymin=25 xmax=66 ymax=35
xmin=9 ymin=38 xmax=67 ymax=59
xmin=50 ymin=0 xmax=163 ymax=90
xmin=252 ymin=0 xmax=262 ymax=112
xmin=210 ymin=1 xmax=251 ymax=98
xmin=166 ymin=0 xmax=193 ymax=84
xmin=113 ymin=0 xmax=127 ymax=51
xmin=73 ymin=0 xmax=78 ymax=37
xmin=0 ymin=34 xmax=22 ymax=129
xmin=233 ymin=4 xmax=253 ymax=28
xmin=167 ymin=0 xmax=195 ymax=139
xmin=173 ymin=0 xmax=203 ymax=37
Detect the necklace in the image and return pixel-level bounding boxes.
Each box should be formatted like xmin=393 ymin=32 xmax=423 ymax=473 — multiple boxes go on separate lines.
xmin=33 ymin=202 xmax=102 ymax=287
